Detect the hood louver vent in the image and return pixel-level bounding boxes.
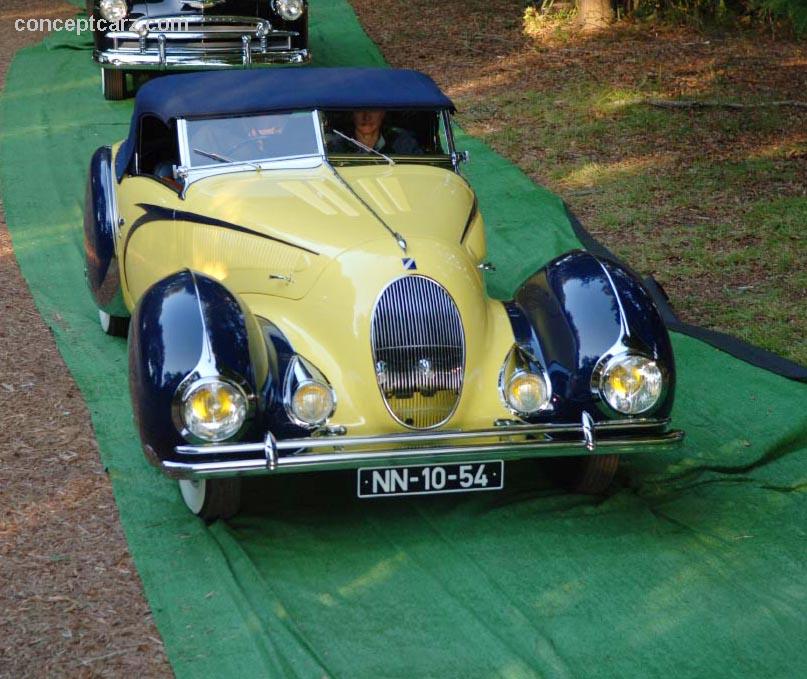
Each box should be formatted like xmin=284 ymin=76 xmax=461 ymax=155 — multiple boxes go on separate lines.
xmin=370 ymin=276 xmax=465 ymax=429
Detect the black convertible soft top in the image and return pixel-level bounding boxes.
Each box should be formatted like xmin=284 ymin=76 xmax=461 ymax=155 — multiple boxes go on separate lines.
xmin=115 ymin=68 xmax=455 ymax=180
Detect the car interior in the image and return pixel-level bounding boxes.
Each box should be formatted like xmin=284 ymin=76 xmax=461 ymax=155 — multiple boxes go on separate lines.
xmin=322 ymin=110 xmax=448 ymax=156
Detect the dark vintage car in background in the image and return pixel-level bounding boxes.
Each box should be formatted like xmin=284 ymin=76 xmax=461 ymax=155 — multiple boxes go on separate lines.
xmin=87 ymin=0 xmax=309 ymax=99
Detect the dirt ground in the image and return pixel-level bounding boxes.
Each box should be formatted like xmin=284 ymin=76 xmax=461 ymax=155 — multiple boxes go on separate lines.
xmin=0 ymin=1 xmax=171 ymax=677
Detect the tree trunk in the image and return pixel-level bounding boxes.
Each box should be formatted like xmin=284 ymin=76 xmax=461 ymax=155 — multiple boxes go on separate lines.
xmin=576 ymin=0 xmax=614 ymax=30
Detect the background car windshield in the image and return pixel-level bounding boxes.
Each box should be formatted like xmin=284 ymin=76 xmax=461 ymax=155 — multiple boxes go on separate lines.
xmin=186 ymin=112 xmax=319 ymax=167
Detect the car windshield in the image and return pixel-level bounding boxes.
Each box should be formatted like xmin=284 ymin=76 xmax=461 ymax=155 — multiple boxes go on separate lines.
xmin=185 ymin=111 xmax=320 ymax=167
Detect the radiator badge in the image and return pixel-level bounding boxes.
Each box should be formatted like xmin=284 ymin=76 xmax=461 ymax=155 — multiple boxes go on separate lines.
xmin=402 ymin=258 xmax=417 ymax=270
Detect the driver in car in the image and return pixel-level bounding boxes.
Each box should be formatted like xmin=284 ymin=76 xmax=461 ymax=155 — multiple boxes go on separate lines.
xmin=328 ymin=110 xmax=422 ymax=155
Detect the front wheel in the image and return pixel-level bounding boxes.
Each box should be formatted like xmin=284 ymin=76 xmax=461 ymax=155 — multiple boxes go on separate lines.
xmin=98 ymin=309 xmax=129 ymax=337
xmin=101 ymin=69 xmax=127 ymax=100
xmin=548 ymin=454 xmax=620 ymax=495
xmin=179 ymin=478 xmax=242 ymax=522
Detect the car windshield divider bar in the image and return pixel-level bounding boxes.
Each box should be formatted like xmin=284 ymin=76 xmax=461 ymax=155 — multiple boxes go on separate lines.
xmin=175 ymin=416 xmax=678 ymax=456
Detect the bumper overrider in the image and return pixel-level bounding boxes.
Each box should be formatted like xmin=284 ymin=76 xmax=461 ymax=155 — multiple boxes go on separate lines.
xmin=156 ymin=413 xmax=684 ymax=480
xmin=94 ymin=15 xmax=309 ymax=70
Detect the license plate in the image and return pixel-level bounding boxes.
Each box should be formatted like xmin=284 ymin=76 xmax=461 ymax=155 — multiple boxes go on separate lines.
xmin=357 ymin=460 xmax=504 ymax=498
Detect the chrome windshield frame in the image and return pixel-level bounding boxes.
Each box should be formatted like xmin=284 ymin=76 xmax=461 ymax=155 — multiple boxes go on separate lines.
xmin=174 ymin=111 xmax=325 ymax=194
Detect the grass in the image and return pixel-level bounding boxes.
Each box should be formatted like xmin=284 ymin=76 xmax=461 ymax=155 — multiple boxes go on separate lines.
xmin=460 ymin=82 xmax=806 ymax=365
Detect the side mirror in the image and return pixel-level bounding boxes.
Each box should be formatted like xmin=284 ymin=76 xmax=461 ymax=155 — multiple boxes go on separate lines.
xmin=451 ymin=150 xmax=470 ymax=170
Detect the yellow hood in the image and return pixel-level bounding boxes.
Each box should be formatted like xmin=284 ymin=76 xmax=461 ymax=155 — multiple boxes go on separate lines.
xmin=122 ymin=162 xmax=480 ymax=303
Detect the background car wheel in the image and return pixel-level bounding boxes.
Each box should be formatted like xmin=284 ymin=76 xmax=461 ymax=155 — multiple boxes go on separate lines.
xmin=101 ymin=69 xmax=127 ymax=100
xmin=98 ymin=309 xmax=129 ymax=337
xmin=178 ymin=479 xmax=242 ymax=522
xmin=548 ymin=454 xmax=620 ymax=495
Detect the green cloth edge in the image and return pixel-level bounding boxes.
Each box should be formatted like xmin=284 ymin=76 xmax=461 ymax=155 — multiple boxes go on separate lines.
xmin=1 ymin=2 xmax=806 ymax=677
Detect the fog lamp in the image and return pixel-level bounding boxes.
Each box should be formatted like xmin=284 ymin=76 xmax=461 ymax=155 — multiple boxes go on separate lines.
xmin=505 ymin=371 xmax=550 ymax=415
xmin=291 ymin=382 xmax=335 ymax=426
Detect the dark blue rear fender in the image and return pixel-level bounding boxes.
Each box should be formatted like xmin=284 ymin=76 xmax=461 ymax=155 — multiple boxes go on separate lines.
xmin=511 ymin=250 xmax=675 ymax=420
xmin=84 ymin=146 xmax=127 ymax=317
xmin=128 ymin=270 xmax=275 ymax=463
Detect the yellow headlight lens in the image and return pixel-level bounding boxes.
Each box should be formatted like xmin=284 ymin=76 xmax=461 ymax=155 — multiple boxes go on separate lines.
xmin=600 ymin=355 xmax=663 ymax=414
xmin=291 ymin=382 xmax=334 ymax=425
xmin=182 ymin=380 xmax=247 ymax=441
xmin=505 ymin=372 xmax=549 ymax=415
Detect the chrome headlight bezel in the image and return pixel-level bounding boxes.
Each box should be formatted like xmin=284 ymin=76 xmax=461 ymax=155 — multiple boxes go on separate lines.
xmin=592 ymin=353 xmax=666 ymax=416
xmin=174 ymin=375 xmax=250 ymax=443
xmin=498 ymin=345 xmax=552 ymax=418
xmin=99 ymin=0 xmax=129 ymax=22
xmin=283 ymin=355 xmax=336 ymax=428
xmin=273 ymin=0 xmax=305 ymax=21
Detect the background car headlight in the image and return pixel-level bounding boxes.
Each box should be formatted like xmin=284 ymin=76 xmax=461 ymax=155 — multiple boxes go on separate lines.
xmin=99 ymin=0 xmax=128 ymax=22
xmin=274 ymin=0 xmax=305 ymax=21
xmin=599 ymin=354 xmax=663 ymax=414
xmin=504 ymin=371 xmax=550 ymax=415
xmin=291 ymin=381 xmax=334 ymax=425
xmin=181 ymin=378 xmax=247 ymax=441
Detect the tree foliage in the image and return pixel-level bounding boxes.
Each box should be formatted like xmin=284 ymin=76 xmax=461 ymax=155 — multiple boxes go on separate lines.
xmin=585 ymin=0 xmax=807 ymax=35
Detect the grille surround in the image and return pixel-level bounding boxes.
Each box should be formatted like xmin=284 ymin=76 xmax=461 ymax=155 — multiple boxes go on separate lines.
xmin=370 ymin=275 xmax=465 ymax=430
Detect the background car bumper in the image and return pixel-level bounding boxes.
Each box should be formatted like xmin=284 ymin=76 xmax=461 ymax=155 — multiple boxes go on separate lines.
xmin=93 ymin=15 xmax=308 ymax=69
xmin=94 ymin=46 xmax=310 ymax=69
xmin=156 ymin=414 xmax=684 ymax=479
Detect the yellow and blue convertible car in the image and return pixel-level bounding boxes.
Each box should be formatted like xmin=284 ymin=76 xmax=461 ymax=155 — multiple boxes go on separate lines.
xmin=84 ymin=68 xmax=683 ymax=520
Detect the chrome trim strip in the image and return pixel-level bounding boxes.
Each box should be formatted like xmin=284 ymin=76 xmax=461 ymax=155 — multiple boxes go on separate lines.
xmin=176 ymin=417 xmax=674 ymax=454
xmin=323 ymin=159 xmax=407 ymax=252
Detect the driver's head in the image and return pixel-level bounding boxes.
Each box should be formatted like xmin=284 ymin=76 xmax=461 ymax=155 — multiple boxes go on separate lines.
xmin=353 ymin=110 xmax=385 ymax=136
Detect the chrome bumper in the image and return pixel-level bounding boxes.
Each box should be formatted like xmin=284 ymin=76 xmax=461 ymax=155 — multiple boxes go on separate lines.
xmin=158 ymin=414 xmax=684 ymax=480
xmin=94 ymin=15 xmax=309 ymax=70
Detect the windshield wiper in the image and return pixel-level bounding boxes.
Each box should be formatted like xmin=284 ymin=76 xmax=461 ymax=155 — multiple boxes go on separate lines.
xmin=332 ymin=129 xmax=395 ymax=165
xmin=192 ymin=147 xmax=261 ymax=170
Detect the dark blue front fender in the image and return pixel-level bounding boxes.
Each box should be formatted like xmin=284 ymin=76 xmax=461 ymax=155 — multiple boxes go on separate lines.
xmin=128 ymin=270 xmax=275 ymax=464
xmin=83 ymin=146 xmax=127 ymax=317
xmin=510 ymin=250 xmax=675 ymax=420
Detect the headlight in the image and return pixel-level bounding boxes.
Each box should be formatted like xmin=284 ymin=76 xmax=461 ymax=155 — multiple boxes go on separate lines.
xmin=274 ymin=0 xmax=305 ymax=21
xmin=291 ymin=381 xmax=335 ymax=426
xmin=504 ymin=371 xmax=550 ymax=415
xmin=181 ymin=378 xmax=247 ymax=442
xmin=598 ymin=354 xmax=663 ymax=414
xmin=99 ymin=0 xmax=128 ymax=22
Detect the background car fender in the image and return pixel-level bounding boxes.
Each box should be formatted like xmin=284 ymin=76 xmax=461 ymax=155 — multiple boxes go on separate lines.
xmin=128 ymin=269 xmax=276 ymax=464
xmin=511 ymin=250 xmax=676 ymax=420
xmin=83 ymin=145 xmax=128 ymax=318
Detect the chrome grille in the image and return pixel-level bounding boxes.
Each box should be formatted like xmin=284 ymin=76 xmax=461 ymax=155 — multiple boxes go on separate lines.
xmin=371 ymin=276 xmax=465 ymax=429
